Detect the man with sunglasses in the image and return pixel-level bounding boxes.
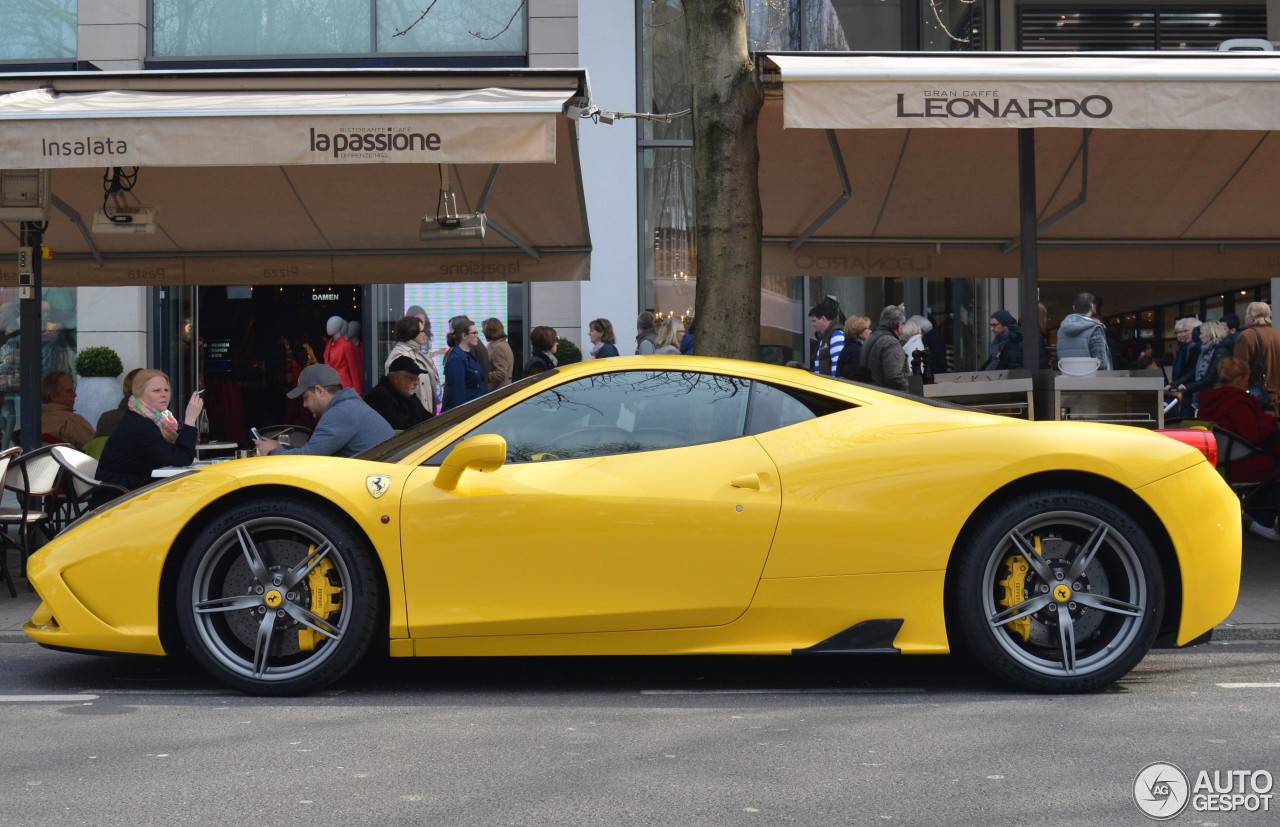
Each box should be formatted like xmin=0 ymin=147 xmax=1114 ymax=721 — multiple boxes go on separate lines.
xmin=982 ymin=309 xmax=1024 ymax=371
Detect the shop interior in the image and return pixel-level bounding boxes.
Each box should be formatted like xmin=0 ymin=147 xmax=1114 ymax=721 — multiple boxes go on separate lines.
xmin=195 ymin=285 xmax=361 ymax=445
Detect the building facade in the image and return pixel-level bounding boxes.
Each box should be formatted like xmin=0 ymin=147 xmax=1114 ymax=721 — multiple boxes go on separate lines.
xmin=3 ymin=1 xmax=1280 ymax=448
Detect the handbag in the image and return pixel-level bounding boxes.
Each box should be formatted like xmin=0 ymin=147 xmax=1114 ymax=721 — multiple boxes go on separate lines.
xmin=1247 ymin=329 xmax=1271 ymax=408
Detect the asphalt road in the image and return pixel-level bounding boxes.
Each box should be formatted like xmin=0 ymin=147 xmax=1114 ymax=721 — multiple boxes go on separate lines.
xmin=1 ymin=637 xmax=1277 ymax=827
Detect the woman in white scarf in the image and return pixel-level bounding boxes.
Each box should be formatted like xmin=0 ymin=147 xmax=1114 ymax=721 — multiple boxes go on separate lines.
xmin=386 ymin=315 xmax=440 ymax=415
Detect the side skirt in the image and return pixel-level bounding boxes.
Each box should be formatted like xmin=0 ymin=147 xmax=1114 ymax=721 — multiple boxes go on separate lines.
xmin=792 ymin=619 xmax=904 ymax=655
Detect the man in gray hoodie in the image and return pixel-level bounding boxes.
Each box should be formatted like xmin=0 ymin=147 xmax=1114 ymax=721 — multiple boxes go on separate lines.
xmin=1055 ymin=292 xmax=1113 ymax=370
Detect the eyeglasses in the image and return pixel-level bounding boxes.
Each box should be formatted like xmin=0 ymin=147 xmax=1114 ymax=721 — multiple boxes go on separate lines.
xmin=989 ymin=322 xmax=1001 ymax=328
xmin=467 ymin=329 xmax=479 ymax=336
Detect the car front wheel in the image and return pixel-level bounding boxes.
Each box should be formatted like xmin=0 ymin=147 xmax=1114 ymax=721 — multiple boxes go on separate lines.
xmin=951 ymin=490 xmax=1164 ymax=692
xmin=176 ymin=498 xmax=381 ymax=695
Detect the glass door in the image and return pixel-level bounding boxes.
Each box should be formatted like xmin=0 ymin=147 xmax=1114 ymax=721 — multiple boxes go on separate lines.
xmin=152 ymin=284 xmax=199 ymax=412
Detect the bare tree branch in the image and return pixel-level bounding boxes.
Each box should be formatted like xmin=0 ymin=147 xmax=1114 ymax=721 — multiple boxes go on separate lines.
xmin=471 ymin=1 xmax=525 ymax=42
xmin=392 ymin=0 xmax=443 ymax=38
xmin=394 ymin=0 xmax=525 ymax=42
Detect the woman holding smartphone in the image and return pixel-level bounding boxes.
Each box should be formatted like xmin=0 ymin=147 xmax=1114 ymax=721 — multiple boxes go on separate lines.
xmin=95 ymin=369 xmax=203 ymax=499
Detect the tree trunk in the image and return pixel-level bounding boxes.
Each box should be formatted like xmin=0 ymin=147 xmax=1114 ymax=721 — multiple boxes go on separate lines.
xmin=683 ymin=0 xmax=763 ymax=360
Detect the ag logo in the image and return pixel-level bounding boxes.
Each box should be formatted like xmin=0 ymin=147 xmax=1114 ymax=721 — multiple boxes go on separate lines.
xmin=366 ymin=474 xmax=391 ymax=499
xmin=1134 ymin=762 xmax=1190 ymax=820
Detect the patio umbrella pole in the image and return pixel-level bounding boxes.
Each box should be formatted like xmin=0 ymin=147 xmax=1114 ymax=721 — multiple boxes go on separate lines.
xmin=1018 ymin=128 xmax=1040 ymax=372
xmin=18 ymin=221 xmax=42 ymax=453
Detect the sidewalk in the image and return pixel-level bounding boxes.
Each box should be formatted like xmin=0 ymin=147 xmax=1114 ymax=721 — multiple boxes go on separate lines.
xmin=3 ymin=537 xmax=1276 ymax=640
xmin=1216 ymin=530 xmax=1280 ymax=638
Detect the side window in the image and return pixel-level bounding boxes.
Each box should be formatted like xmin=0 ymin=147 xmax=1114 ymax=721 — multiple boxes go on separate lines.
xmin=745 ymin=382 xmax=854 ymax=435
xmin=437 ymin=370 xmax=752 ymax=463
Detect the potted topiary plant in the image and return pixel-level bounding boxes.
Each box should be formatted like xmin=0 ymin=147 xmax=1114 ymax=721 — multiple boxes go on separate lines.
xmin=74 ymin=346 xmax=125 ymax=429
xmin=556 ymin=337 xmax=582 ymax=366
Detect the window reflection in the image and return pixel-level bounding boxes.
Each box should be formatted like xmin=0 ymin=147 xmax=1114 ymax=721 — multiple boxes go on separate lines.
xmin=455 ymin=370 xmax=752 ymax=463
xmin=151 ymin=0 xmax=526 ymax=57
xmin=0 ymin=0 xmax=75 ymax=61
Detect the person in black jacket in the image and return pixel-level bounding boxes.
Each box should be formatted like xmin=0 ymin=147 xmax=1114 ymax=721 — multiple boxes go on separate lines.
xmin=96 ymin=369 xmax=203 ymax=497
xmin=524 ymin=325 xmax=560 ymax=376
xmin=835 ymin=315 xmax=872 ymax=381
xmin=982 ymin=309 xmax=1024 ymax=371
xmin=364 ymin=356 xmax=431 ymax=431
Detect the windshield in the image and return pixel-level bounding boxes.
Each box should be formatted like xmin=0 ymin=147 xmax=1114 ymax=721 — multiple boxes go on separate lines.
xmin=355 ymin=370 xmax=558 ymax=463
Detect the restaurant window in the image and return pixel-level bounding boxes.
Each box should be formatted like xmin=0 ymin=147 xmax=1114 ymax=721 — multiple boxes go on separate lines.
xmin=0 ymin=0 xmax=76 ymax=62
xmin=1019 ymin=5 xmax=1266 ymax=51
xmin=0 ymin=287 xmax=78 ymax=450
xmin=922 ymin=0 xmax=989 ymax=50
xmin=151 ymin=0 xmax=526 ymax=58
xmin=375 ymin=0 xmax=525 ymax=54
xmin=826 ymin=0 xmax=902 ymax=50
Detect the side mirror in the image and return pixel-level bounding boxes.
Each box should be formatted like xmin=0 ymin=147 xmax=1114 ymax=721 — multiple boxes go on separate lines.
xmin=433 ymin=434 xmax=507 ymax=490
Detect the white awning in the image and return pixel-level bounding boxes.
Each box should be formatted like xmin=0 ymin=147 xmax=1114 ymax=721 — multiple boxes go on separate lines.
xmin=0 ymin=86 xmax=573 ymax=168
xmin=765 ymin=52 xmax=1280 ymax=131
xmin=0 ymin=68 xmax=592 ymax=286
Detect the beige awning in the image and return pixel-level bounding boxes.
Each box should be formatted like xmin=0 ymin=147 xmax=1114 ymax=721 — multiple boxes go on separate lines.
xmin=758 ymin=52 xmax=1280 ymax=286
xmin=767 ymin=52 xmax=1280 ymax=131
xmin=0 ymin=68 xmax=591 ymax=286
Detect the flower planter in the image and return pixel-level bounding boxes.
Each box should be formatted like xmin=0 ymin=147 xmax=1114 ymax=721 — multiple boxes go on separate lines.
xmin=75 ymin=375 xmax=121 ymax=432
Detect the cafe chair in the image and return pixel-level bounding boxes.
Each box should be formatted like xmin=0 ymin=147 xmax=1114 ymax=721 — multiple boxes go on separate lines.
xmin=0 ymin=444 xmax=67 ymax=584
xmin=1211 ymin=426 xmax=1280 ymax=512
xmin=0 ymin=446 xmax=23 ymax=597
xmin=49 ymin=445 xmax=128 ymax=526
xmin=83 ymin=435 xmax=108 ymax=460
xmin=1161 ymin=422 xmax=1280 ymax=534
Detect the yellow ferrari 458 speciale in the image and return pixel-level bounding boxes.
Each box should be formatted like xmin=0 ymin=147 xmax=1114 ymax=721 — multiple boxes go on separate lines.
xmin=25 ymin=356 xmax=1241 ymax=695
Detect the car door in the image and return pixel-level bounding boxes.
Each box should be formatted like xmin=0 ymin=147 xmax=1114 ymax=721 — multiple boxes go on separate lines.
xmin=399 ymin=369 xmax=782 ymax=637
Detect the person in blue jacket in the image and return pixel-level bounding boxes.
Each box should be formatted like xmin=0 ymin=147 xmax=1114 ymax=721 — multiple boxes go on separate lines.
xmin=442 ymin=317 xmax=487 ymax=411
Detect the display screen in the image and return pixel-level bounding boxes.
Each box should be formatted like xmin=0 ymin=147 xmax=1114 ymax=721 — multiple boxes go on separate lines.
xmin=403 ymin=282 xmax=507 ymax=377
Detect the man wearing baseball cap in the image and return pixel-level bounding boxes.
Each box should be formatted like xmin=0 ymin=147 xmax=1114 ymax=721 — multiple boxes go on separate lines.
xmin=364 ymin=355 xmax=432 ymax=431
xmin=254 ymin=362 xmax=393 ymax=457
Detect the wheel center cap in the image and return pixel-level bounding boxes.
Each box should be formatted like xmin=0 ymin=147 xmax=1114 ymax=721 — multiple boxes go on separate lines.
xmin=1053 ymin=583 xmax=1073 ymax=602
xmin=264 ymin=589 xmax=284 ymax=608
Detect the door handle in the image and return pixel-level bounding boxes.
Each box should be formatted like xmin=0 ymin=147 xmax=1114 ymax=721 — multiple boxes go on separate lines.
xmin=731 ymin=473 xmax=769 ymax=491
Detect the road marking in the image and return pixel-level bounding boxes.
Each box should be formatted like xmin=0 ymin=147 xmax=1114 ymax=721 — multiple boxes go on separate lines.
xmin=1216 ymin=682 xmax=1280 ymax=688
xmin=639 ymin=688 xmax=925 ymax=696
xmin=0 ymin=694 xmax=99 ymax=702
xmin=80 ymin=688 xmax=344 ymax=697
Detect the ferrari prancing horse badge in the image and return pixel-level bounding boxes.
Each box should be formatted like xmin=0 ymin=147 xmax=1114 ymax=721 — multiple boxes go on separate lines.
xmin=366 ymin=474 xmax=391 ymax=499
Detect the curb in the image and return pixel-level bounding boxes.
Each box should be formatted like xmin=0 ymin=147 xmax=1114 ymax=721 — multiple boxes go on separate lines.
xmin=1212 ymin=624 xmax=1280 ymax=642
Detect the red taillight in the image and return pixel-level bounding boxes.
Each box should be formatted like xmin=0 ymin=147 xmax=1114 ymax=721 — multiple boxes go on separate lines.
xmin=1156 ymin=428 xmax=1217 ymax=466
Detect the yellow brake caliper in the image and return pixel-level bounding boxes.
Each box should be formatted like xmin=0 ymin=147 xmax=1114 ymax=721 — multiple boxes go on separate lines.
xmin=297 ymin=552 xmax=341 ymax=652
xmin=998 ymin=535 xmax=1040 ymax=642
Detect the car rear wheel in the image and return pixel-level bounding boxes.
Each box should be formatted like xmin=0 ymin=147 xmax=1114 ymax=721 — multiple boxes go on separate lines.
xmin=951 ymin=490 xmax=1164 ymax=692
xmin=176 ymin=498 xmax=381 ymax=695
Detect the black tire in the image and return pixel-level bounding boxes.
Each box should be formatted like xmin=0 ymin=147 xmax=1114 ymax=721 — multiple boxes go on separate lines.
xmin=175 ymin=498 xmax=381 ymax=695
xmin=950 ymin=489 xmax=1164 ymax=692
